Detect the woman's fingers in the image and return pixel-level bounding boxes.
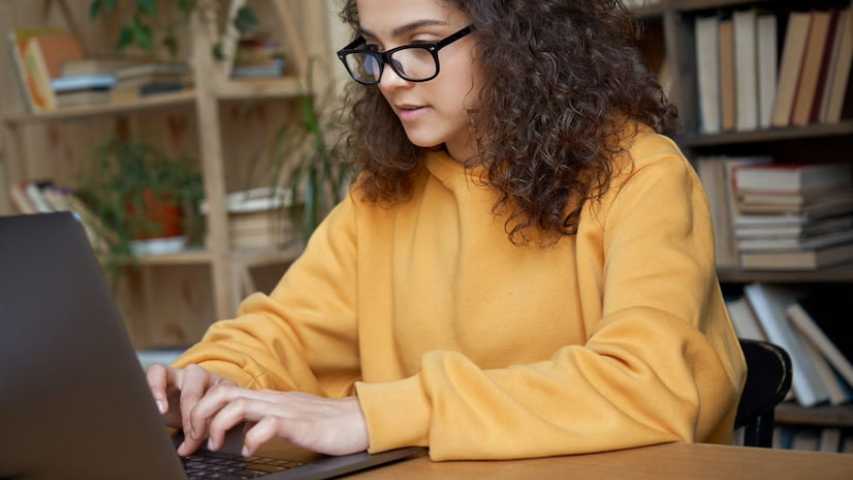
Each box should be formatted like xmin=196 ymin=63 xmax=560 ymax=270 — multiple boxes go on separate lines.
xmin=186 ymin=379 xmax=248 ymax=445
xmin=207 ymin=398 xmax=279 ymax=452
xmin=145 ymin=364 xmax=171 ymax=414
xmin=177 ymin=364 xmax=215 ymax=455
xmin=242 ymin=416 xmax=290 ymax=457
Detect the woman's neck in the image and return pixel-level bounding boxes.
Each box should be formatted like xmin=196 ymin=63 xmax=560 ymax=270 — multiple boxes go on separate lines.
xmin=444 ymin=128 xmax=477 ymax=164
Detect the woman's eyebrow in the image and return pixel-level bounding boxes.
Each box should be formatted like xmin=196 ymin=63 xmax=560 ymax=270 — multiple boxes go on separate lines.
xmin=359 ymin=19 xmax=449 ymax=40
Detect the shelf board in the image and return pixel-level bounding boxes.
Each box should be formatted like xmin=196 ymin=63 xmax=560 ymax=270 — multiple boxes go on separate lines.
xmin=102 ymin=243 xmax=304 ymax=268
xmin=0 ymin=90 xmax=198 ymax=125
xmin=776 ymin=403 xmax=853 ymax=428
xmin=215 ymin=77 xmax=305 ymax=101
xmin=104 ymin=248 xmax=214 ymax=267
xmin=0 ymin=78 xmax=306 ymax=124
xmin=630 ymin=3 xmax=668 ymax=18
xmin=671 ymin=0 xmax=773 ymax=13
xmin=718 ymin=264 xmax=853 ymax=283
xmin=231 ymin=242 xmax=304 ymax=267
xmin=678 ymin=121 xmax=853 ymax=147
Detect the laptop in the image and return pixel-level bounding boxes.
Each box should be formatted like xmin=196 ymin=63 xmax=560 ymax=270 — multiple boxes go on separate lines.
xmin=0 ymin=213 xmax=426 ymax=479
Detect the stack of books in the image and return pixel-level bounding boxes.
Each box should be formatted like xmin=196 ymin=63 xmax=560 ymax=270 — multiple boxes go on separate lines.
xmin=7 ymin=179 xmax=116 ymax=254
xmin=111 ymin=62 xmax=192 ymax=103
xmin=729 ymin=283 xmax=853 ymax=408
xmin=7 ymin=28 xmax=192 ymax=111
xmin=694 ymin=7 xmax=852 ymax=134
xmin=698 ymin=158 xmax=853 ymax=270
xmin=231 ymin=33 xmax=287 ymax=79
xmin=727 ymin=284 xmax=853 ymax=452
xmin=202 ymin=187 xmax=297 ymax=250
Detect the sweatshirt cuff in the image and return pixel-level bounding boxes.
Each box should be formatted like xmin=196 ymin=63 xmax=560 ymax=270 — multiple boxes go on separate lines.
xmin=355 ymin=375 xmax=431 ymax=453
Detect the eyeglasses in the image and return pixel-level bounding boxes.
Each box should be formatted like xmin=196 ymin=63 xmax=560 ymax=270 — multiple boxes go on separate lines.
xmin=337 ymin=25 xmax=474 ymax=85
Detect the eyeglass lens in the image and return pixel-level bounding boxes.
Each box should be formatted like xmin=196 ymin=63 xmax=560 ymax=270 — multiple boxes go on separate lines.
xmin=345 ymin=47 xmax=436 ymax=83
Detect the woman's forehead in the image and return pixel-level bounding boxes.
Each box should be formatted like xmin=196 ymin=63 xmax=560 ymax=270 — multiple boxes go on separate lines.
xmin=356 ymin=0 xmax=464 ymax=37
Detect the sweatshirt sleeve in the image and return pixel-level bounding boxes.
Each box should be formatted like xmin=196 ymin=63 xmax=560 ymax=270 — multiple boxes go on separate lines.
xmin=172 ymin=193 xmax=360 ymax=398
xmin=354 ymin=150 xmax=745 ymax=460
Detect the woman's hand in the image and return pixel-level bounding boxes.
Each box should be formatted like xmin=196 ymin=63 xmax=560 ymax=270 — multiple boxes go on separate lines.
xmin=184 ymin=386 xmax=370 ymax=457
xmin=145 ymin=363 xmax=235 ymax=454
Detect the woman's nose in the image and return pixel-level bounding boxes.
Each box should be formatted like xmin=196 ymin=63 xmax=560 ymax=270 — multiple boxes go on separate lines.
xmin=378 ymin=62 xmax=413 ymax=92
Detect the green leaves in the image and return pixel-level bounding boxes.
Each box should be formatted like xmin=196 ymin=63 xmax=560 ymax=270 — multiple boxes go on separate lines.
xmin=89 ymin=0 xmax=118 ymax=19
xmin=91 ymin=1 xmax=259 ymax=58
xmin=234 ymin=6 xmax=259 ymax=35
xmin=117 ymin=15 xmax=153 ymax=51
xmin=136 ymin=0 xmax=157 ymax=16
xmin=178 ymin=0 xmax=197 ymax=16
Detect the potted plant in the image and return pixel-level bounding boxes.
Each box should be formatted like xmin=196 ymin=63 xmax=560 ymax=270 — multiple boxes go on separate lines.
xmin=77 ymin=138 xmax=205 ymax=272
xmin=266 ymin=63 xmax=351 ymax=244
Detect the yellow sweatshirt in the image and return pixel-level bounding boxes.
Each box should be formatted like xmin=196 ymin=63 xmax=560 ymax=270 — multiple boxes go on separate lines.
xmin=173 ymin=126 xmax=746 ymax=461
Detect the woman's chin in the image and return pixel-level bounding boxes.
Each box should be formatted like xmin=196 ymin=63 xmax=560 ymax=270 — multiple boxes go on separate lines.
xmin=404 ymin=132 xmax=444 ymax=149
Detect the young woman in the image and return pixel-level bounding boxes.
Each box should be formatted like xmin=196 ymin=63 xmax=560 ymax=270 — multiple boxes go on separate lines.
xmin=148 ymin=0 xmax=746 ymax=461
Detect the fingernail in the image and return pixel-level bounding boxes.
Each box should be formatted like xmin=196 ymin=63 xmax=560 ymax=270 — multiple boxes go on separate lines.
xmin=208 ymin=438 xmax=215 ymax=451
xmin=242 ymin=446 xmax=250 ymax=457
xmin=157 ymin=400 xmax=167 ymax=414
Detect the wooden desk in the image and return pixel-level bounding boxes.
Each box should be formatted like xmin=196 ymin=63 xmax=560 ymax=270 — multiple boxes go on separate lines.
xmin=346 ymin=443 xmax=853 ymax=480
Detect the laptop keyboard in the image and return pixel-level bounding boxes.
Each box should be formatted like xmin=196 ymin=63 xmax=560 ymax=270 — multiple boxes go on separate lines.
xmin=181 ymin=450 xmax=305 ymax=479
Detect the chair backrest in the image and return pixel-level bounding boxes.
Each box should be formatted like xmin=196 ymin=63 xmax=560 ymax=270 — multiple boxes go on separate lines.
xmin=734 ymin=339 xmax=793 ymax=448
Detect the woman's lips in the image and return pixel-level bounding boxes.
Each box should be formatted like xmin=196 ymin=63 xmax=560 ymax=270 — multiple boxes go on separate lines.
xmin=398 ymin=106 xmax=430 ymax=122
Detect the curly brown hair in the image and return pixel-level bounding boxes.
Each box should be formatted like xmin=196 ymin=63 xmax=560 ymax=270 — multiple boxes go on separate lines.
xmin=339 ymin=0 xmax=677 ymax=244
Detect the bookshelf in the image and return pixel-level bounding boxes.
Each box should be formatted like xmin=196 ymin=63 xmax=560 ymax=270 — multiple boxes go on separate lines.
xmin=0 ymin=0 xmax=337 ymax=347
xmin=677 ymin=120 xmax=853 ymax=146
xmin=629 ymin=0 xmax=853 ymax=437
xmin=777 ymin=403 xmax=853 ymax=428
xmin=0 ymin=90 xmax=199 ymax=124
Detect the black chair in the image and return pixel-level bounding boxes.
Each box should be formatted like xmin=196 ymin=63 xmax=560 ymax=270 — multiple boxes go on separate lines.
xmin=734 ymin=339 xmax=793 ymax=448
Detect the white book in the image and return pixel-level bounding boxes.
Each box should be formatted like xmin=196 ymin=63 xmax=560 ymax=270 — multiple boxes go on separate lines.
xmin=726 ymin=297 xmax=766 ymax=341
xmin=735 ymin=215 xmax=853 ymax=239
xmin=695 ymin=16 xmax=721 ymax=134
xmin=736 ymin=229 xmax=853 ymax=251
xmin=25 ymin=183 xmax=53 ymax=213
xmin=798 ymin=333 xmax=851 ymax=406
xmin=735 ymin=10 xmax=759 ymax=131
xmin=744 ymin=283 xmax=829 ymax=407
xmin=757 ymin=14 xmax=778 ymax=128
xmin=787 ymin=303 xmax=853 ymax=387
xmin=721 ymin=157 xmax=773 ymax=229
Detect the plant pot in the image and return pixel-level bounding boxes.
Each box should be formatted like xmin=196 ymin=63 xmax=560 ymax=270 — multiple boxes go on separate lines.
xmin=126 ymin=188 xmax=184 ymax=240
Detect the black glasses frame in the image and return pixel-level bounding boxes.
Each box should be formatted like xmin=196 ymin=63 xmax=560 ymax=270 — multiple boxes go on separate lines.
xmin=336 ymin=25 xmax=474 ymax=85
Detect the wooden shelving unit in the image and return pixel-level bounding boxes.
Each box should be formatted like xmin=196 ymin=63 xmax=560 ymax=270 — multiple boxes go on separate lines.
xmin=0 ymin=77 xmax=308 ymax=124
xmin=677 ymin=121 xmax=853 ymax=147
xmin=631 ymin=0 xmax=853 ymax=436
xmin=776 ymin=404 xmax=853 ymax=428
xmin=0 ymin=90 xmax=198 ymax=124
xmin=0 ymin=0 xmax=330 ymax=344
xmin=718 ymin=264 xmax=853 ymax=283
